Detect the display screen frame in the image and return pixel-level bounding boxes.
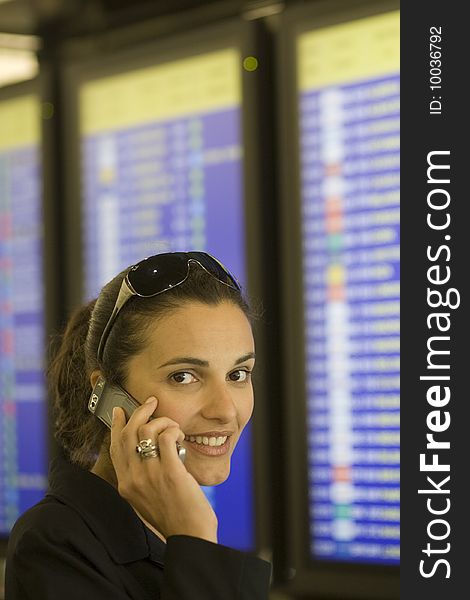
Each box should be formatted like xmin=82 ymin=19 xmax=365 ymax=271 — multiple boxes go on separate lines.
xmin=276 ymin=0 xmax=400 ymax=597
xmin=60 ymin=15 xmax=275 ymax=558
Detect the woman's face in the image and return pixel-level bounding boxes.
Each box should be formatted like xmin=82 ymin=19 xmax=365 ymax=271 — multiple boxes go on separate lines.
xmin=124 ymin=300 xmax=255 ymax=486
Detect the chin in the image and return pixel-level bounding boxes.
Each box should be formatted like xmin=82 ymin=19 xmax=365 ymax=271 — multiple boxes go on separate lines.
xmin=193 ymin=464 xmax=231 ymax=487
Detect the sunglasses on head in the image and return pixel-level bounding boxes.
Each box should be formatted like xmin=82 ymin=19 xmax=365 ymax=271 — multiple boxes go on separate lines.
xmin=97 ymin=251 xmax=241 ymax=363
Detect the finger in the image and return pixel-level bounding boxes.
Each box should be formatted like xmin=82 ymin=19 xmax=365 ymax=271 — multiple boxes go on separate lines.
xmin=119 ymin=397 xmax=158 ymax=451
xmin=110 ymin=406 xmax=127 ymax=463
xmin=111 ymin=406 xmax=126 ymax=435
xmin=157 ymin=426 xmax=186 ymax=469
xmin=125 ymin=396 xmax=159 ymax=428
xmin=137 ymin=417 xmax=181 ymax=446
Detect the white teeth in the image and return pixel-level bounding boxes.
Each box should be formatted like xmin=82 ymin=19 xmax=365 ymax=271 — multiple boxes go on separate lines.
xmin=186 ymin=435 xmax=228 ymax=447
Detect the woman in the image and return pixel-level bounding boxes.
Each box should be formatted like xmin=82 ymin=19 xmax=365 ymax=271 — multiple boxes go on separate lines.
xmin=5 ymin=251 xmax=271 ymax=599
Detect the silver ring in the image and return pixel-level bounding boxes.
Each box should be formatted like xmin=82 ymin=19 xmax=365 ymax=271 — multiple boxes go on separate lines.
xmin=176 ymin=442 xmax=186 ymax=463
xmin=136 ymin=438 xmax=160 ymax=459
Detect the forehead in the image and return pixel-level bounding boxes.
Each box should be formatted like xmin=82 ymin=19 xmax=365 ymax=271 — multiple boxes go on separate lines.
xmin=144 ymin=301 xmax=254 ymax=358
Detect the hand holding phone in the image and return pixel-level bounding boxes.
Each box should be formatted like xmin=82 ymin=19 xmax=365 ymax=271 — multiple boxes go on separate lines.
xmin=106 ymin=387 xmax=218 ymax=543
xmin=88 ymin=376 xmax=186 ymax=463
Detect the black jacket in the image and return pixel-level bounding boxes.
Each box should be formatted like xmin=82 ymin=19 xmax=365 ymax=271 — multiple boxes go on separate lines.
xmin=4 ymin=455 xmax=271 ymax=599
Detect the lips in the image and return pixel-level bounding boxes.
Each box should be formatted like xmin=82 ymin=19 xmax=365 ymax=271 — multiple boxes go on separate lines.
xmin=183 ymin=433 xmax=232 ymax=457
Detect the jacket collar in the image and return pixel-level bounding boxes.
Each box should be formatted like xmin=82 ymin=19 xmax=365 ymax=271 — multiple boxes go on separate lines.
xmin=47 ymin=453 xmax=166 ymax=566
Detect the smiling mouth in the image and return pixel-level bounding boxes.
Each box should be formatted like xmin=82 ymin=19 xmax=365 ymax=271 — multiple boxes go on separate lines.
xmin=183 ymin=434 xmax=232 ymax=456
xmin=184 ymin=434 xmax=228 ymax=447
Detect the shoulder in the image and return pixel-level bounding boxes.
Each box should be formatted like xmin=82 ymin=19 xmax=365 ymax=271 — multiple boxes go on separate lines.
xmin=8 ymin=496 xmax=96 ymax=553
xmin=5 ymin=497 xmax=142 ymax=600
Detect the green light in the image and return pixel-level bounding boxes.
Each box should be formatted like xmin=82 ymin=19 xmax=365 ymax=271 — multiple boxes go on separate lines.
xmin=243 ymin=56 xmax=259 ymax=72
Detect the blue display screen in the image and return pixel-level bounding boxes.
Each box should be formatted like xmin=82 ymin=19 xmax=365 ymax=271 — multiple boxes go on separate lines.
xmin=80 ymin=49 xmax=255 ymax=551
xmin=298 ymin=13 xmax=400 ymax=565
xmin=0 ymin=95 xmax=47 ymax=535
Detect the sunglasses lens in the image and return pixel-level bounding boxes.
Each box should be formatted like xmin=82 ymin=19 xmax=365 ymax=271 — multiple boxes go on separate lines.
xmin=127 ymin=251 xmax=240 ymax=298
xmin=187 ymin=252 xmax=241 ymax=290
xmin=127 ymin=253 xmax=189 ymax=296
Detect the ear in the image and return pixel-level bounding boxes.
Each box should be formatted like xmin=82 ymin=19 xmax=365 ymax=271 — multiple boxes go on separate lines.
xmin=90 ymin=369 xmax=103 ymax=389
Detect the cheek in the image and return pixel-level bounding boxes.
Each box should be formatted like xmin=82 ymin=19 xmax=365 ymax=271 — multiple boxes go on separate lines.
xmin=238 ymin=390 xmax=255 ymax=428
xmin=151 ymin=389 xmax=198 ymax=427
xmin=126 ymin=375 xmax=166 ymax=406
xmin=153 ymin=398 xmax=186 ymax=424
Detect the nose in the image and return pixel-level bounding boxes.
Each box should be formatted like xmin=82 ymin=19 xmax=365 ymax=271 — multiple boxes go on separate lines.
xmin=200 ymin=379 xmax=238 ymax=423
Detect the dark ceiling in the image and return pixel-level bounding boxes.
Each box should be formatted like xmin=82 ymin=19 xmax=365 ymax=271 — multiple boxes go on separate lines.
xmin=0 ymin=0 xmax=280 ymax=36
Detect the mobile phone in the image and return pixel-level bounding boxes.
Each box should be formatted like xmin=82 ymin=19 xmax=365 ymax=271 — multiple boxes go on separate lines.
xmin=88 ymin=375 xmax=186 ymax=463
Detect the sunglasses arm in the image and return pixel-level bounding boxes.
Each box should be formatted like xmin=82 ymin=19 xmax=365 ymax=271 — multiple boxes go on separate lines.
xmin=96 ymin=278 xmax=135 ymax=363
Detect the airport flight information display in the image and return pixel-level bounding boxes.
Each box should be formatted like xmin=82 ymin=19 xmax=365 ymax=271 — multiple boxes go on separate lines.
xmin=80 ymin=48 xmax=254 ymax=550
xmin=298 ymin=11 xmax=400 ymax=564
xmin=0 ymin=94 xmax=47 ymax=534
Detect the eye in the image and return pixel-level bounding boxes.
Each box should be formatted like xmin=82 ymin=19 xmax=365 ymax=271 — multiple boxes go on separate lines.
xmin=228 ymin=369 xmax=252 ymax=383
xmin=170 ymin=371 xmax=198 ymax=385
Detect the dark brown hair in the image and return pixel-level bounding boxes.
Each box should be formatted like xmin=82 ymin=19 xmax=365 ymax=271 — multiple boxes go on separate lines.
xmin=49 ymin=262 xmax=254 ymax=469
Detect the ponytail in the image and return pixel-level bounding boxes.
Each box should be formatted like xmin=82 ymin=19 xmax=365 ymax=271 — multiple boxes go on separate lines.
xmin=48 ymin=300 xmax=107 ymax=469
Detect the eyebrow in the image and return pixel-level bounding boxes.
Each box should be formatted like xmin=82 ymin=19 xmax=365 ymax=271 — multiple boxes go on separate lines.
xmin=158 ymin=352 xmax=256 ymax=369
